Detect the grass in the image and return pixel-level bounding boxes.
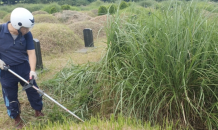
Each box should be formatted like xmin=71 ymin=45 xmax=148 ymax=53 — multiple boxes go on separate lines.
xmin=39 ymin=0 xmax=218 ymax=129
xmin=25 ymin=114 xmax=173 ymax=130
xmin=1 ymin=0 xmax=218 ymax=129
xmin=31 ymin=23 xmax=83 ymax=56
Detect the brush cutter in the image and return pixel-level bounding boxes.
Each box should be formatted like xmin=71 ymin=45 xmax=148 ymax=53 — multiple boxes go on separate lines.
xmin=3 ymin=65 xmax=84 ymax=122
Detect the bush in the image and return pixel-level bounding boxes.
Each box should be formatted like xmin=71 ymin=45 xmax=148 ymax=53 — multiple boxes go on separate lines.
xmin=50 ymin=7 xmax=57 ymax=14
xmin=42 ymin=3 xmax=61 ymax=14
xmin=0 ymin=11 xmax=8 ymax=19
xmin=98 ymin=5 xmax=107 ymax=16
xmin=61 ymin=4 xmax=71 ymax=10
xmin=108 ymin=4 xmax=117 ymax=14
xmin=119 ymin=1 xmax=128 ymax=10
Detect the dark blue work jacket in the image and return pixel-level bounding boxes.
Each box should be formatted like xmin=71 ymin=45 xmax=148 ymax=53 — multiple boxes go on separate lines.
xmin=0 ymin=21 xmax=35 ymax=66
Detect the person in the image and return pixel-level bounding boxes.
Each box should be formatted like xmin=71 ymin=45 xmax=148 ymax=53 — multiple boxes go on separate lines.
xmin=0 ymin=7 xmax=44 ymax=129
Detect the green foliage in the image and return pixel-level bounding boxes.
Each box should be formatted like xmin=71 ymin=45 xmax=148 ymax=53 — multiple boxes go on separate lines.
xmin=98 ymin=5 xmax=107 ymax=15
xmin=138 ymin=0 xmax=155 ymax=7
xmin=61 ymin=4 xmax=71 ymax=10
xmin=70 ymin=6 xmax=81 ymax=11
xmin=0 ymin=11 xmax=8 ymax=19
xmin=108 ymin=4 xmax=117 ymax=14
xmin=39 ymin=1 xmax=218 ymax=129
xmin=42 ymin=3 xmax=61 ymax=14
xmin=119 ymin=1 xmax=128 ymax=10
xmin=75 ymin=0 xmax=90 ymax=6
xmin=50 ymin=7 xmax=57 ymax=14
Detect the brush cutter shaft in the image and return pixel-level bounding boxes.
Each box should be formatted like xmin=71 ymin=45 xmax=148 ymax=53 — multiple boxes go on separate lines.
xmin=7 ymin=68 xmax=84 ymax=122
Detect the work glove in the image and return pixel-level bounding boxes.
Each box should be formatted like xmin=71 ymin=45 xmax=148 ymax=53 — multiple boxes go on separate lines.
xmin=29 ymin=71 xmax=38 ymax=80
xmin=0 ymin=59 xmax=6 ymax=70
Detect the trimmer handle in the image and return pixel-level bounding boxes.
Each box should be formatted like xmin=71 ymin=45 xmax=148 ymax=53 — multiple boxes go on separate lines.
xmin=3 ymin=65 xmax=10 ymax=71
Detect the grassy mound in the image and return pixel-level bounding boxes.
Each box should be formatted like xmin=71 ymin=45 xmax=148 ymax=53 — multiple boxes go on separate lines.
xmin=2 ymin=13 xmax=10 ymax=22
xmin=53 ymin=10 xmax=91 ymax=24
xmin=34 ymin=14 xmax=59 ymax=23
xmin=0 ymin=19 xmax=4 ymax=24
xmin=89 ymin=15 xmax=108 ymax=25
xmin=82 ymin=9 xmax=98 ymax=17
xmin=32 ymin=10 xmax=48 ymax=15
xmin=68 ymin=21 xmax=106 ymax=40
xmin=31 ymin=23 xmax=83 ymax=56
xmin=0 ymin=11 xmax=8 ymax=19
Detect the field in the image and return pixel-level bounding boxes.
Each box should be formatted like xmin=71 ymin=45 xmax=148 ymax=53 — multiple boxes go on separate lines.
xmin=1 ymin=0 xmax=218 ymax=129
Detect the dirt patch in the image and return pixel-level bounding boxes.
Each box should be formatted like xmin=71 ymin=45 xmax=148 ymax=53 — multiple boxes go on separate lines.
xmin=34 ymin=14 xmax=59 ymax=23
xmin=68 ymin=21 xmax=106 ymax=40
xmin=53 ymin=10 xmax=92 ymax=24
xmin=32 ymin=10 xmax=48 ymax=15
xmin=31 ymin=23 xmax=83 ymax=57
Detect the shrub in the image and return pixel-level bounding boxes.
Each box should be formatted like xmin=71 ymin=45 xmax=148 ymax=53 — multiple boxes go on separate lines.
xmin=119 ymin=1 xmax=128 ymax=10
xmin=61 ymin=4 xmax=71 ymax=10
xmin=0 ymin=11 xmax=8 ymax=19
xmin=50 ymin=7 xmax=57 ymax=14
xmin=98 ymin=5 xmax=107 ymax=16
xmin=108 ymin=4 xmax=117 ymax=14
xmin=42 ymin=3 xmax=61 ymax=14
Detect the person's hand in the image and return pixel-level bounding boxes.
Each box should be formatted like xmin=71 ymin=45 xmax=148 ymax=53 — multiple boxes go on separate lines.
xmin=0 ymin=59 xmax=6 ymax=70
xmin=29 ymin=71 xmax=38 ymax=80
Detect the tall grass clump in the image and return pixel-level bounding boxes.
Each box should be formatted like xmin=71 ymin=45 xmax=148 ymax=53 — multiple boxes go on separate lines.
xmin=102 ymin=1 xmax=218 ymax=129
xmin=41 ymin=1 xmax=218 ymax=129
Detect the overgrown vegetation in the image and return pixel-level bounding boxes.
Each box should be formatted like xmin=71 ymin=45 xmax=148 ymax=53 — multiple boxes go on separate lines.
xmin=1 ymin=0 xmax=218 ymax=130
xmin=41 ymin=1 xmax=218 ymax=130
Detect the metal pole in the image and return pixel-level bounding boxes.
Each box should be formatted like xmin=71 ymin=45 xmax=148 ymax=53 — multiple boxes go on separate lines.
xmin=7 ymin=68 xmax=84 ymax=122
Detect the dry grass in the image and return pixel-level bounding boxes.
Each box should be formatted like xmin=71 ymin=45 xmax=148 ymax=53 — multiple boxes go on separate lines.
xmin=32 ymin=10 xmax=48 ymax=15
xmin=34 ymin=14 xmax=59 ymax=23
xmin=82 ymin=9 xmax=98 ymax=17
xmin=0 ymin=11 xmax=8 ymax=19
xmin=2 ymin=13 xmax=10 ymax=22
xmin=53 ymin=10 xmax=92 ymax=24
xmin=38 ymin=38 xmax=107 ymax=82
xmin=0 ymin=19 xmax=4 ymax=24
xmin=68 ymin=21 xmax=106 ymax=40
xmin=89 ymin=15 xmax=109 ymax=26
xmin=31 ymin=23 xmax=83 ymax=57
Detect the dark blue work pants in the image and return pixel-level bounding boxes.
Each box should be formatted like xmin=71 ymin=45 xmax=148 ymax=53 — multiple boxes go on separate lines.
xmin=1 ymin=61 xmax=43 ymax=119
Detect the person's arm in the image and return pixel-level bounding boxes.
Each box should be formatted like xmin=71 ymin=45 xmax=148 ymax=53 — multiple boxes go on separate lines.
xmin=25 ymin=32 xmax=38 ymax=80
xmin=27 ymin=49 xmax=36 ymax=72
